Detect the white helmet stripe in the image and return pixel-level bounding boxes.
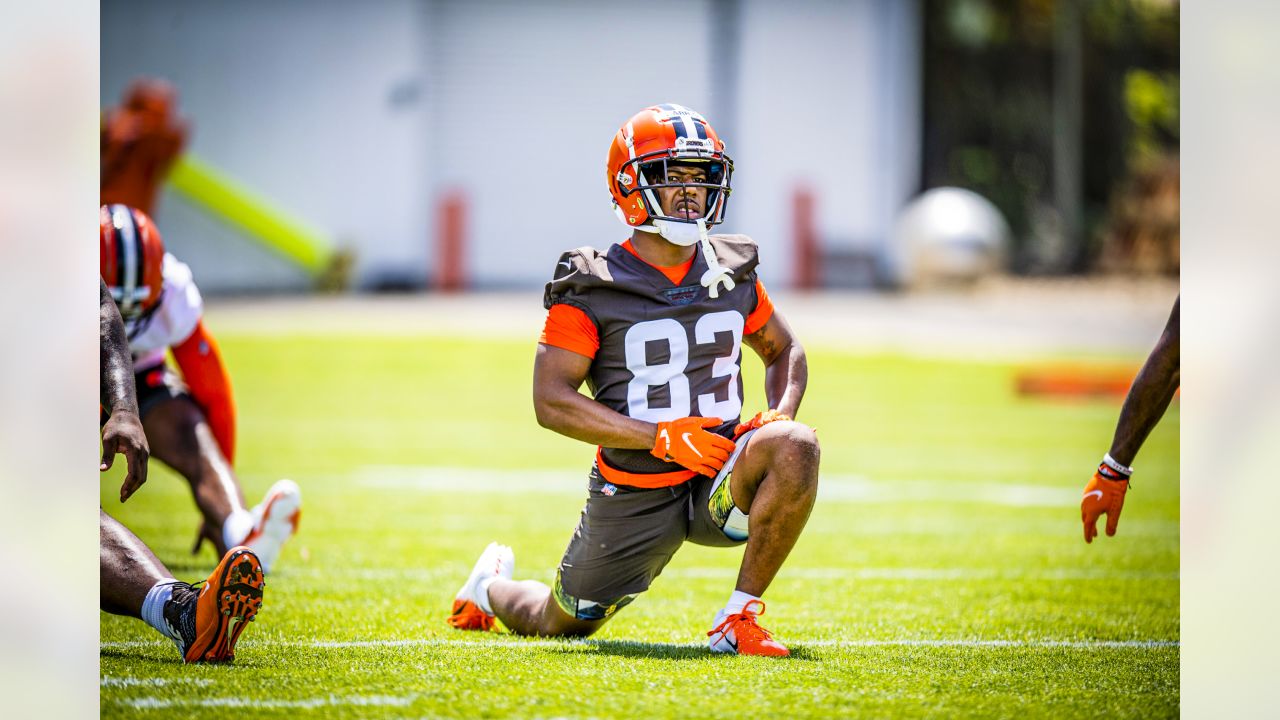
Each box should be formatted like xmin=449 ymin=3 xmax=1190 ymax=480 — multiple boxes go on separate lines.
xmin=112 ymin=205 xmax=139 ymax=315
xmin=679 ymin=114 xmax=697 ymax=142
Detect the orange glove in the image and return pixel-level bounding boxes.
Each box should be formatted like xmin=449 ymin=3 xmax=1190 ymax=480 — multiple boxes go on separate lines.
xmin=651 ymin=416 xmax=736 ymax=478
xmin=1081 ymin=462 xmax=1130 ymax=543
xmin=733 ymin=409 xmax=792 ymax=439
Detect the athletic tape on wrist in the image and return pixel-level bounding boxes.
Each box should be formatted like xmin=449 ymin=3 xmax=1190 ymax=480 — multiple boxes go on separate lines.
xmin=1101 ymin=453 xmax=1134 ymax=477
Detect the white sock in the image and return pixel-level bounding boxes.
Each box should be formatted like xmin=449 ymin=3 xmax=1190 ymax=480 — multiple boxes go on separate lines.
xmin=724 ymin=589 xmax=760 ymax=615
xmin=222 ymin=509 xmax=254 ymax=550
xmin=141 ymin=580 xmax=179 ymax=641
xmin=477 ymin=576 xmax=498 ymax=615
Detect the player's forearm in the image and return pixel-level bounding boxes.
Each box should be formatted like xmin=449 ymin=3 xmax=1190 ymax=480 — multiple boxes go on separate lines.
xmin=534 ymin=388 xmax=655 ymax=449
xmin=764 ymin=343 xmax=807 ymax=420
xmin=1109 ymin=339 xmax=1179 ymax=466
xmin=100 ymin=279 xmax=139 ymax=416
xmin=1108 ymin=298 xmax=1179 ymax=467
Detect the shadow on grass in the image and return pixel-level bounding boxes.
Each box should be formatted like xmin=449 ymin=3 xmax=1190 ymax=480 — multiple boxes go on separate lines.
xmin=101 ymin=647 xmax=268 ymax=670
xmin=98 ymin=648 xmax=179 ymax=665
xmin=542 ymin=638 xmax=818 ymax=662
xmin=549 ymin=639 xmax=707 ymax=660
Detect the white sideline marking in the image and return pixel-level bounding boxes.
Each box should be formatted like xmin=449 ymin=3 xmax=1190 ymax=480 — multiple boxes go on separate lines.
xmin=668 ymin=567 xmax=1180 ymax=581
xmin=103 ymin=638 xmax=1178 ymax=651
xmin=353 ymin=466 xmax=1084 ymax=507
xmin=279 ymin=565 xmax=1177 ymax=583
xmin=101 ymin=676 xmax=212 ymax=688
xmin=124 ymin=694 xmax=415 ymax=709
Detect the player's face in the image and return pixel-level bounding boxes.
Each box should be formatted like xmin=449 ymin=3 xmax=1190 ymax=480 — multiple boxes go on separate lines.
xmin=654 ymin=165 xmax=709 ymax=220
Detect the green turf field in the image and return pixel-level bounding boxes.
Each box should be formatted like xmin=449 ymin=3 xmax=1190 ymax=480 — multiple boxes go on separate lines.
xmin=100 ymin=331 xmax=1179 ymax=718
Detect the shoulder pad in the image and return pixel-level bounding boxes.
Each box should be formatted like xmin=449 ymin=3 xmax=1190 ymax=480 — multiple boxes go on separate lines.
xmin=543 ymin=247 xmax=612 ymax=309
xmin=706 ymin=234 xmax=761 ymax=281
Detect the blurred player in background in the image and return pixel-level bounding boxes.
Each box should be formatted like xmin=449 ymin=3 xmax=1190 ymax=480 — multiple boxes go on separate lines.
xmin=100 ymin=204 xmax=301 ymax=571
xmin=101 ymin=278 xmax=265 ymax=663
xmin=1081 ymin=296 xmax=1180 ymax=543
xmin=448 ymin=104 xmax=820 ymax=657
xmin=101 ymin=77 xmax=187 ymax=216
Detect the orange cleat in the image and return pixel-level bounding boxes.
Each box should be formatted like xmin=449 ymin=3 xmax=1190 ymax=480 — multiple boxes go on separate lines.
xmin=448 ymin=599 xmax=496 ymax=631
xmin=446 ymin=542 xmax=513 ymax=631
xmin=164 ymin=546 xmax=265 ymax=663
xmin=707 ymin=599 xmax=790 ymax=657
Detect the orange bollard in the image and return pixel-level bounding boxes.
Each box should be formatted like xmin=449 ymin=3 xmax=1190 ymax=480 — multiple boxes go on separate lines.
xmin=792 ymin=186 xmax=819 ymax=290
xmin=436 ymin=191 xmax=467 ymax=293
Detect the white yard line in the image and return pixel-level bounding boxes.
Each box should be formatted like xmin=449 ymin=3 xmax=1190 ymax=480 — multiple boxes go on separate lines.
xmin=280 ymin=565 xmax=1177 ymax=582
xmin=100 ymin=676 xmax=212 ymax=688
xmin=122 ymin=694 xmax=416 ymax=709
xmin=103 ymin=638 xmax=1178 ymax=651
xmin=352 ymin=466 xmax=1085 ymax=508
xmin=666 ymin=567 xmax=1179 ymax=581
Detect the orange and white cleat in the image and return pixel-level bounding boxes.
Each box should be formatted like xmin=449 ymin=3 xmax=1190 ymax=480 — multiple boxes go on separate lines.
xmin=163 ymin=546 xmax=265 ymax=663
xmin=243 ymin=479 xmax=301 ymax=573
xmin=707 ymin=599 xmax=790 ymax=657
xmin=447 ymin=542 xmax=513 ymax=631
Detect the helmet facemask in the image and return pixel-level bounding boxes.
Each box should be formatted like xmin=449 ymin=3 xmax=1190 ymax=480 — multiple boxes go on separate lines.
xmin=623 ymin=149 xmax=733 ymax=247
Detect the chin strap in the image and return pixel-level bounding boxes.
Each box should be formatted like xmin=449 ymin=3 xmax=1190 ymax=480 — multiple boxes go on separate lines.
xmin=697 ymin=219 xmax=735 ymax=298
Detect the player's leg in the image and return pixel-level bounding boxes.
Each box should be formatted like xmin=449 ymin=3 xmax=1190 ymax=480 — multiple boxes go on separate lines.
xmin=449 ymin=473 xmax=684 ymax=638
xmin=725 ymin=420 xmax=820 ymax=596
xmin=487 ymin=577 xmax=608 ymax=638
xmin=142 ymin=394 xmax=247 ymax=551
xmin=143 ymin=385 xmax=300 ymax=571
xmin=688 ymin=421 xmax=819 ymax=656
xmin=449 ymin=543 xmax=609 ymax=637
xmin=100 ymin=508 xmax=173 ymax=617
xmin=448 ymin=544 xmax=630 ymax=638
xmin=100 ymin=509 xmax=266 ymax=663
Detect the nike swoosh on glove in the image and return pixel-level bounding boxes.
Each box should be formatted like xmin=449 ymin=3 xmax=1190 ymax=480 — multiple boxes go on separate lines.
xmin=1081 ymin=464 xmax=1130 ymax=543
xmin=733 ymin=409 xmax=792 ymax=439
xmin=651 ymin=416 xmax=736 ymax=478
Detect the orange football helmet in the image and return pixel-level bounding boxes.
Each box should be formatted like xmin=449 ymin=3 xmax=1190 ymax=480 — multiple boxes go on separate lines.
xmin=100 ymin=204 xmax=165 ymax=321
xmin=606 ymin=104 xmax=733 ymax=234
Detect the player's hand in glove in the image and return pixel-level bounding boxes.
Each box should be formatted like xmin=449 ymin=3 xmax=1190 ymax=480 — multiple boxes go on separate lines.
xmin=1081 ymin=462 xmax=1130 ymax=543
xmin=651 ymin=416 xmax=736 ymax=477
xmin=733 ymin=409 xmax=792 ymax=439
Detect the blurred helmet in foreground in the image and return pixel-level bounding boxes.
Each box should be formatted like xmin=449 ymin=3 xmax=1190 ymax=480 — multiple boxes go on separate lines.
xmin=100 ymin=204 xmax=165 ymax=321
xmin=891 ymin=187 xmax=1010 ymax=288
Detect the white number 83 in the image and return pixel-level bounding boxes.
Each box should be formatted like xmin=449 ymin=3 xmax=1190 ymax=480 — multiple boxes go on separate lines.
xmin=623 ymin=310 xmax=743 ymax=422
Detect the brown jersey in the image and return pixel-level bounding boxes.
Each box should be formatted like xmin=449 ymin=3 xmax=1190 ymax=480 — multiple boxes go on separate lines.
xmin=543 ymin=234 xmax=768 ymax=480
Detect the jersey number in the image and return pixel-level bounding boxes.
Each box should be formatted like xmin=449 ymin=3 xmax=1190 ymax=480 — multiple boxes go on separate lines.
xmin=623 ymin=311 xmax=743 ymax=422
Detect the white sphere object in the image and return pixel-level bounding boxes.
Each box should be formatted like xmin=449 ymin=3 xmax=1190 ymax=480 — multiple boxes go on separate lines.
xmin=891 ymin=187 xmax=1011 ymax=287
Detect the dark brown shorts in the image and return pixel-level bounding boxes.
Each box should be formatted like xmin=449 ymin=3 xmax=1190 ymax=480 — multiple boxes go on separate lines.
xmin=99 ymin=363 xmax=190 ymax=426
xmin=552 ymin=430 xmax=755 ymax=621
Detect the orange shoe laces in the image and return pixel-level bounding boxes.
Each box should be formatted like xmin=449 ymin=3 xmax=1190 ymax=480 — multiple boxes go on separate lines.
xmin=707 ymin=599 xmax=775 ymax=644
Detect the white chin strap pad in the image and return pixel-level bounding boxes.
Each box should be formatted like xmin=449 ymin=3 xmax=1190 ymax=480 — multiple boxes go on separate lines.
xmin=651 ymin=219 xmax=700 ymax=247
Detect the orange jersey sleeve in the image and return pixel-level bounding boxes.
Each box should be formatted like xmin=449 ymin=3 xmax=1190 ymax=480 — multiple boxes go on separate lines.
xmin=170 ymin=320 xmax=237 ymax=464
xmin=744 ymin=279 xmax=775 ymax=335
xmin=539 ymin=303 xmax=600 ymax=359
